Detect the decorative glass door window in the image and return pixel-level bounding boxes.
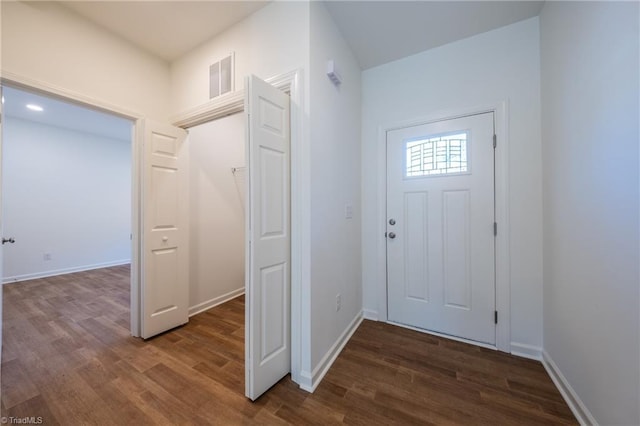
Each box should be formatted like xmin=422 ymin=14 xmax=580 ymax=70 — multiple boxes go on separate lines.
xmin=405 ymin=132 xmax=469 ymax=177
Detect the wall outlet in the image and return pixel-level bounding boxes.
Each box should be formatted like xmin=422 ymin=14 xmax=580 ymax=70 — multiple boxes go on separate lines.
xmin=43 ymin=253 xmax=52 ymax=261
xmin=336 ymin=293 xmax=342 ymax=312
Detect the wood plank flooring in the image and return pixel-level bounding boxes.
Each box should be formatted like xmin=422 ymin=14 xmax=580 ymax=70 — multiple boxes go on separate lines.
xmin=2 ymin=266 xmax=576 ymax=425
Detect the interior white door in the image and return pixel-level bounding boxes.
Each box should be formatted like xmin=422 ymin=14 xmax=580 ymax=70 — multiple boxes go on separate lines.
xmin=141 ymin=120 xmax=189 ymax=339
xmin=245 ymin=75 xmax=291 ymax=400
xmin=386 ymin=112 xmax=496 ymax=345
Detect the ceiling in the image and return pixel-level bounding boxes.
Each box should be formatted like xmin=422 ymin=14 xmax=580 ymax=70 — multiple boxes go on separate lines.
xmin=324 ymin=1 xmax=545 ymax=69
xmin=5 ymin=1 xmax=544 ymax=137
xmin=3 ymin=86 xmax=133 ymax=141
xmin=58 ymin=1 xmax=270 ymax=62
xmin=56 ymin=1 xmax=544 ymax=69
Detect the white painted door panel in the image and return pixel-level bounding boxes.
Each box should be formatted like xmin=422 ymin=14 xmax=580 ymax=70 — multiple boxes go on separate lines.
xmin=245 ymin=75 xmax=291 ymax=400
xmin=141 ymin=120 xmax=189 ymax=339
xmin=387 ymin=113 xmax=495 ymax=345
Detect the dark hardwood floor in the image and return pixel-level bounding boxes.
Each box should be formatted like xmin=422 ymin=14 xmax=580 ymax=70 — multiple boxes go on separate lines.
xmin=2 ymin=266 xmax=576 ymax=425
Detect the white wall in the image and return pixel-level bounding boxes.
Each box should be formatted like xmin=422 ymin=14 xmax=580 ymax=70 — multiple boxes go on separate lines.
xmin=170 ymin=1 xmax=310 ymax=116
xmin=188 ymin=113 xmax=245 ymax=315
xmin=170 ymin=1 xmax=316 ymax=388
xmin=174 ymin=1 xmax=363 ymax=389
xmin=305 ymin=1 xmax=362 ymax=383
xmin=540 ymin=2 xmax=639 ymax=424
xmin=361 ymin=18 xmax=542 ymax=350
xmin=2 ymin=117 xmax=131 ymax=282
xmin=1 ymin=1 xmax=170 ymax=120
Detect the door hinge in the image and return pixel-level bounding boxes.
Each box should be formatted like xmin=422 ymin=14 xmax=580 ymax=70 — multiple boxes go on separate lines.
xmin=494 ymin=311 xmax=498 ymax=324
xmin=493 ymin=134 xmax=497 ymax=148
xmin=493 ymin=222 xmax=497 ymax=236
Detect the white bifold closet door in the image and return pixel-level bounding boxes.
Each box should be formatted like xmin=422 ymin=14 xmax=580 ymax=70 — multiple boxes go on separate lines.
xmin=244 ymin=75 xmax=291 ymax=401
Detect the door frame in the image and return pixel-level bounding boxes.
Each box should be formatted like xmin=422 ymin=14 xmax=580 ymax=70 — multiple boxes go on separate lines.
xmin=376 ymin=102 xmax=510 ymax=353
xmin=172 ymin=69 xmax=304 ymax=386
xmin=0 ymin=71 xmax=144 ymax=337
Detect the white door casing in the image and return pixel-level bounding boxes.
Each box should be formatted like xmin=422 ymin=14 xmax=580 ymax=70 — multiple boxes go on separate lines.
xmin=0 ymin=85 xmax=4 ymax=380
xmin=386 ymin=112 xmax=496 ymax=345
xmin=245 ymin=75 xmax=291 ymax=400
xmin=141 ymin=120 xmax=189 ymax=339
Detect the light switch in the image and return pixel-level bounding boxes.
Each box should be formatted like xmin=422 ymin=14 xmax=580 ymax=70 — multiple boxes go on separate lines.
xmin=345 ymin=204 xmax=353 ymax=219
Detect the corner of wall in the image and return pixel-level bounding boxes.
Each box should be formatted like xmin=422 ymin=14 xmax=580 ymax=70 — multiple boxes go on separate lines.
xmin=542 ymin=351 xmax=598 ymax=426
xmin=362 ymin=309 xmax=378 ymax=321
xmin=299 ymin=310 xmax=363 ymax=393
xmin=305 ymin=0 xmax=363 ymax=388
xmin=510 ymin=342 xmax=542 ymax=361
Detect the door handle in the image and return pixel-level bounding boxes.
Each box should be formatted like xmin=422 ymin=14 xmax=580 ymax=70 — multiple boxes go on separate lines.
xmin=389 ymin=218 xmax=396 ymax=225
xmin=388 ymin=232 xmax=396 ymax=239
xmin=2 ymin=237 xmax=15 ymax=245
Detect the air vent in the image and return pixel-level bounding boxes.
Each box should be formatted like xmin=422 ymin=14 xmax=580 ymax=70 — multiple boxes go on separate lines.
xmin=210 ymin=53 xmax=234 ymax=99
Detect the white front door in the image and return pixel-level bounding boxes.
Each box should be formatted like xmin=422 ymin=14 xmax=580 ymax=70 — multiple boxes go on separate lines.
xmin=140 ymin=120 xmax=189 ymax=339
xmin=245 ymin=75 xmax=291 ymax=400
xmin=386 ymin=112 xmax=496 ymax=345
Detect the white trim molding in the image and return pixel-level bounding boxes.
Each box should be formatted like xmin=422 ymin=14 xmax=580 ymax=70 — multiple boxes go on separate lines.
xmin=2 ymin=260 xmax=131 ymax=284
xmin=1 ymin=70 xmax=142 ymax=120
xmin=172 ymin=91 xmax=243 ymax=129
xmin=363 ymin=309 xmax=379 ymax=321
xmin=375 ymin=102 xmax=511 ymax=353
xmin=493 ymin=101 xmax=510 ymax=353
xmin=510 ymin=342 xmax=542 ymax=361
xmin=542 ymin=351 xmax=598 ymax=426
xmin=299 ymin=311 xmax=363 ymax=393
xmin=188 ymin=288 xmax=244 ymax=317
xmin=171 ymin=70 xmax=301 ymax=129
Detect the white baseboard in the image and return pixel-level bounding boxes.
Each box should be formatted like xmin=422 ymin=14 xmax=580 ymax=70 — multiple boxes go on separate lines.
xmin=299 ymin=311 xmax=363 ymax=393
xmin=2 ymin=260 xmax=131 ymax=284
xmin=188 ymin=287 xmax=244 ymax=317
xmin=510 ymin=342 xmax=542 ymax=360
xmin=363 ymin=308 xmax=378 ymax=320
xmin=542 ymin=350 xmax=598 ymax=426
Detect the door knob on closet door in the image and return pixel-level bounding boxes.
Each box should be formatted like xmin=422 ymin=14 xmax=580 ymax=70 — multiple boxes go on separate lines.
xmin=388 ymin=232 xmax=396 ymax=239
xmin=2 ymin=237 xmax=15 ymax=245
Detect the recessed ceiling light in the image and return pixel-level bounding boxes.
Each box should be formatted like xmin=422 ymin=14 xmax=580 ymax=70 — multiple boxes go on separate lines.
xmin=26 ymin=104 xmax=44 ymax=112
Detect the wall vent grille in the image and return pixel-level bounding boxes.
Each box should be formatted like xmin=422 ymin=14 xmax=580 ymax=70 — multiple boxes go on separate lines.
xmin=210 ymin=53 xmax=234 ymax=99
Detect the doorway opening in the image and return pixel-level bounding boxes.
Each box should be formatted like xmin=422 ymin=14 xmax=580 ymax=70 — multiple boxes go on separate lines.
xmin=383 ymin=108 xmax=510 ymax=351
xmin=386 ymin=112 xmax=496 ymax=345
xmin=1 ymin=85 xmax=134 ymax=285
xmin=186 ymin=113 xmax=246 ymax=319
xmin=1 ymin=85 xmax=135 ymax=403
xmin=180 ymin=75 xmax=293 ymax=401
